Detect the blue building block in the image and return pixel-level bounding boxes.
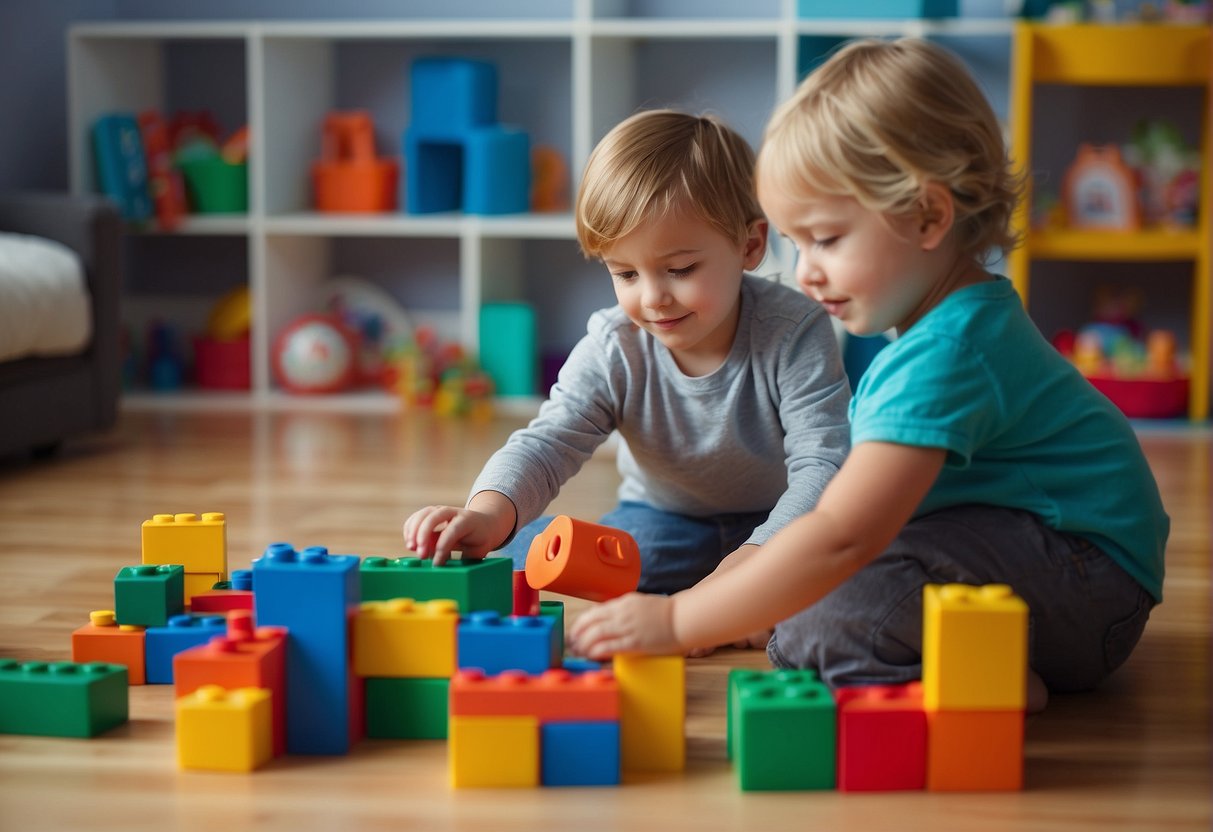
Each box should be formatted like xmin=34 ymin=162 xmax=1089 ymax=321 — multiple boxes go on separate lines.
xmin=409 ymin=57 xmax=497 ymax=138
xmin=144 ymin=614 xmax=227 ymax=684
xmin=91 ymin=113 xmax=152 ymax=222
xmin=479 ymin=302 xmax=537 ymax=396
xmin=561 ymin=657 xmax=602 ymax=674
xmin=796 ymin=0 xmax=956 ymax=17
xmin=230 ymin=568 xmax=253 ymax=591
xmin=463 ymin=126 xmax=530 ymax=215
xmin=403 ymin=131 xmax=464 ymax=213
xmin=253 ymin=542 xmax=361 ymax=755
xmin=542 ymin=720 xmax=620 ymax=786
xmin=457 ymin=612 xmax=558 ymax=675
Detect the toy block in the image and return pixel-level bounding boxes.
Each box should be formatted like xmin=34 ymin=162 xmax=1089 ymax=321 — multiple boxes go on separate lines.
xmin=188 ymin=583 xmax=254 ymax=613
xmin=797 ymin=0 xmax=956 ymax=18
xmin=726 ymin=668 xmax=821 ymax=759
xmin=525 ymin=516 xmax=641 ymax=602
xmin=512 ymin=569 xmax=540 ymax=616
xmin=176 ymin=685 xmax=272 ymax=772
xmin=540 ymin=599 xmax=565 ymax=657
xmin=613 ymin=655 xmax=685 ymax=772
xmin=173 ymin=612 xmax=288 ymax=756
xmin=365 ymin=677 xmax=450 ymax=739
xmin=114 ymin=563 xmax=185 ymax=627
xmin=457 ymin=612 xmax=559 ymax=675
xmin=923 ymin=583 xmax=1028 ymax=711
xmin=403 ymin=133 xmax=463 ymax=213
xmin=449 ymin=714 xmax=539 ymax=788
xmin=353 ymin=598 xmax=458 ymax=678
xmin=183 ymin=572 xmax=222 ymax=605
xmin=91 ymin=113 xmax=152 ymax=222
xmin=731 ymin=668 xmax=835 ymax=791
xmin=71 ymin=610 xmax=146 ymax=685
xmin=254 ymin=542 xmax=362 ymax=755
xmin=483 ymin=306 xmax=538 ymax=399
xmin=462 ymin=126 xmax=531 ymax=215
xmin=0 ymin=659 xmax=128 ymax=738
xmin=409 ymin=57 xmax=498 ymax=139
xmin=145 ymin=614 xmax=227 ymax=684
xmin=542 ymin=720 xmax=621 ymax=786
xmin=361 ymin=555 xmax=512 ymax=616
xmin=141 ymin=512 xmax=228 ymax=577
xmin=835 ymin=683 xmax=927 ymax=792
xmin=926 ymin=709 xmax=1024 ymax=791
xmin=450 ymin=668 xmax=619 ymax=721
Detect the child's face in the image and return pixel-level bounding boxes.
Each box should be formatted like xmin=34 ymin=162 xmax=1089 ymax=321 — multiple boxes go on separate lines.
xmin=759 ymin=182 xmax=943 ymax=337
xmin=601 ymin=207 xmax=765 ymax=376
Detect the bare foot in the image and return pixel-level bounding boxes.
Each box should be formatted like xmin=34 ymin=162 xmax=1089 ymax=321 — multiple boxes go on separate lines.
xmin=1027 ymin=668 xmax=1049 ymax=714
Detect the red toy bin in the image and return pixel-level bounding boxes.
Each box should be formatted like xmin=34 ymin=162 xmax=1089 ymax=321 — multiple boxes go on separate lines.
xmin=1088 ymin=375 xmax=1188 ymax=419
xmin=312 ymin=159 xmax=399 ymax=212
xmin=194 ymin=333 xmax=251 ymax=390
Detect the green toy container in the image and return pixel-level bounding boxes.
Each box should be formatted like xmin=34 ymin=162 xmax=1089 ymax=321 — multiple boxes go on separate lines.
xmin=179 ymin=157 xmax=248 ymax=213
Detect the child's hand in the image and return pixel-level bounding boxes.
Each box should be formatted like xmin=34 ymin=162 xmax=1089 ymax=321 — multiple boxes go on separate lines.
xmin=402 ymin=505 xmax=502 ymax=566
xmin=567 ymin=593 xmax=681 ymax=660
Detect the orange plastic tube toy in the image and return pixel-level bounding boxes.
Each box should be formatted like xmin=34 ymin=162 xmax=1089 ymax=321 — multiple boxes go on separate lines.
xmin=524 ymin=515 xmax=641 ymax=602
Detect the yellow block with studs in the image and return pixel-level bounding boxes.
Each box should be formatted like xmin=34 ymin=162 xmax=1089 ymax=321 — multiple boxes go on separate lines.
xmin=614 ymin=654 xmax=685 ymax=772
xmin=176 ymin=685 xmax=272 ymax=772
xmin=353 ymin=598 xmax=459 ymax=678
xmin=449 ymin=714 xmax=539 ymax=787
xmin=922 ymin=583 xmax=1028 ymax=711
xmin=141 ymin=512 xmax=228 ymax=578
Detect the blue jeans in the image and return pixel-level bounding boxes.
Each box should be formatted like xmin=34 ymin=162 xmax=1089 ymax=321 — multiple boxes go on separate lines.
xmin=498 ymin=501 xmax=771 ymax=595
xmin=767 ymin=504 xmax=1155 ymax=694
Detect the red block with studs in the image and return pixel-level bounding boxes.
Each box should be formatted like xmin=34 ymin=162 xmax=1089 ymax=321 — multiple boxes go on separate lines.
xmin=835 ymin=682 xmax=927 ymax=792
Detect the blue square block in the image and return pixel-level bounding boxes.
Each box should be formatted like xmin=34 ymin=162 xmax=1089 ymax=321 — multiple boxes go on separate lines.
xmin=457 ymin=612 xmax=558 ymax=675
xmin=463 ymin=126 xmax=530 ymax=215
xmin=542 ymin=721 xmax=620 ymax=786
xmin=410 ymin=57 xmax=497 ymax=138
xmin=797 ymin=0 xmax=956 ymax=17
xmin=253 ymin=542 xmax=361 ymax=755
xmin=403 ymin=131 xmax=464 ymax=214
xmin=144 ymin=614 xmax=227 ymax=684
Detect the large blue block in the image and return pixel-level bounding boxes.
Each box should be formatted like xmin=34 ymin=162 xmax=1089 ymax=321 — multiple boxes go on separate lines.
xmin=542 ymin=721 xmax=620 ymax=786
xmin=403 ymin=131 xmax=464 ymax=214
xmin=144 ymin=614 xmax=226 ymax=684
xmin=253 ymin=543 xmax=361 ymax=755
xmin=463 ymin=126 xmax=530 ymax=215
xmin=409 ymin=57 xmax=497 ymax=138
xmin=457 ymin=612 xmax=558 ymax=675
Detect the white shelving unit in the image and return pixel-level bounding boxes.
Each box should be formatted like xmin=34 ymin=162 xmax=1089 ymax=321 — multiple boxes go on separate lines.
xmin=67 ymin=2 xmax=1013 ymax=412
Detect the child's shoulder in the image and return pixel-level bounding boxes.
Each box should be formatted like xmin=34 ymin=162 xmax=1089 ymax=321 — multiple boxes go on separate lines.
xmin=743 ymin=274 xmax=818 ymax=323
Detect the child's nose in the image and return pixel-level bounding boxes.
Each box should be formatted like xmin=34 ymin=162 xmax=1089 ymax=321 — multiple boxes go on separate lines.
xmin=641 ymin=276 xmax=669 ymax=308
xmin=795 ymin=257 xmax=824 ymax=291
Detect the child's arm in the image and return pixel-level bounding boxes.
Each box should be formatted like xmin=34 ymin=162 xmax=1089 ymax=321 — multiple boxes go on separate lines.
xmin=568 ymin=442 xmax=945 ymax=658
xmin=402 ymin=490 xmax=517 ymax=566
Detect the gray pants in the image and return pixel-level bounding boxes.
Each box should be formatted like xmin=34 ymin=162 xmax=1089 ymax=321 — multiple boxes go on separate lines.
xmin=767 ymin=505 xmax=1155 ymax=693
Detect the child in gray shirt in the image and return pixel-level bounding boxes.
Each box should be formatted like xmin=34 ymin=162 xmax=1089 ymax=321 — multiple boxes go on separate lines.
xmin=403 ymin=109 xmax=850 ymax=624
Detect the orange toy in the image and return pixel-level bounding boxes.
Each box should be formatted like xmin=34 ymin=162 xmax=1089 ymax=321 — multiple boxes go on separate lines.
xmin=312 ymin=111 xmax=400 ymax=212
xmin=524 ymin=515 xmax=641 ymax=602
xmin=71 ymin=610 xmax=146 ymax=685
xmin=925 ymin=709 xmax=1024 ymax=791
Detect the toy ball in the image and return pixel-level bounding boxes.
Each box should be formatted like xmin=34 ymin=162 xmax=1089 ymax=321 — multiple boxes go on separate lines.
xmin=272 ymin=314 xmax=358 ymax=394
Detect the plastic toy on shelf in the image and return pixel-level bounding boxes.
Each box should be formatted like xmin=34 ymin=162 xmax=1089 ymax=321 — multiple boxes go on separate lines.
xmin=174 ymin=119 xmax=249 ymax=215
xmin=388 ymin=325 xmax=493 ymax=420
xmin=312 ymin=111 xmax=400 ymax=213
xmin=272 ymin=314 xmax=360 ymax=395
xmin=194 ymin=286 xmax=251 ymax=390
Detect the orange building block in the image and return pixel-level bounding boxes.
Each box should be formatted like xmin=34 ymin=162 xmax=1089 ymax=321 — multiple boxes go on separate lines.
xmin=926 ymin=709 xmax=1023 ymax=791
xmin=449 ymin=667 xmax=619 ymax=721
xmin=524 ymin=515 xmax=641 ymax=601
xmin=71 ymin=610 xmax=146 ymax=685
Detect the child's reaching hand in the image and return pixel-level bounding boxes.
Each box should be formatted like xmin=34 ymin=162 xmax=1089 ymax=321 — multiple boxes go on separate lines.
xmin=568 ymin=592 xmax=681 ymax=660
xmin=402 ymin=490 xmax=517 ymax=566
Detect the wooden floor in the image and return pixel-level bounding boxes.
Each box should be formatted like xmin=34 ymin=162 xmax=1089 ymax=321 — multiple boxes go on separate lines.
xmin=0 ymin=409 xmax=1209 ymax=831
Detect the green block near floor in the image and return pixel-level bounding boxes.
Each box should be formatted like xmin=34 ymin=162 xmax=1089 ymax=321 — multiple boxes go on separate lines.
xmin=360 ymin=555 xmax=512 ymax=616
xmin=0 ymin=659 xmax=129 ymax=738
xmin=365 ymin=677 xmax=449 ymax=739
xmin=539 ymin=599 xmax=564 ymax=656
xmin=479 ymin=302 xmax=536 ymax=396
xmin=729 ymin=668 xmax=835 ymax=791
xmin=114 ymin=564 xmax=185 ymax=627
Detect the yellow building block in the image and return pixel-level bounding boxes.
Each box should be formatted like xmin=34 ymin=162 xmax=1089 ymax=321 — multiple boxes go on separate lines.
xmin=613 ymin=654 xmax=685 ymax=772
xmin=922 ymin=584 xmax=1028 ymax=711
xmin=142 ymin=512 xmax=228 ymax=578
xmin=449 ymin=714 xmax=539 ymax=788
xmin=176 ymin=685 xmax=272 ymax=772
xmin=183 ymin=572 xmax=221 ymax=606
xmin=353 ymin=599 xmax=458 ymax=678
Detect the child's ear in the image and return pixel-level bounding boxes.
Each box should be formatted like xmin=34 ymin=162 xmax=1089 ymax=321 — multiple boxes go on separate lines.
xmin=743 ymin=219 xmax=769 ymax=269
xmin=918 ymin=182 xmax=955 ymax=251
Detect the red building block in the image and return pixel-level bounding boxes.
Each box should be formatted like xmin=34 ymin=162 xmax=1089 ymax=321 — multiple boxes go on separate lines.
xmin=450 ymin=667 xmax=619 ymax=721
xmin=512 ymin=570 xmax=540 ymax=616
xmin=71 ymin=610 xmax=146 ymax=685
xmin=173 ymin=610 xmax=288 ymax=757
xmin=835 ymin=682 xmax=927 ymax=792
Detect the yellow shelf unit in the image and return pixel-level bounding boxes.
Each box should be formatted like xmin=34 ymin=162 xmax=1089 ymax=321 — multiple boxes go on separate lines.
xmin=1008 ymin=22 xmax=1213 ymax=421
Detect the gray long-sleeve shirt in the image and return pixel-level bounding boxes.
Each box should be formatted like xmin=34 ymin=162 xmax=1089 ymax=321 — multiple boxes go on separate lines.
xmin=471 ymin=274 xmax=852 ymax=546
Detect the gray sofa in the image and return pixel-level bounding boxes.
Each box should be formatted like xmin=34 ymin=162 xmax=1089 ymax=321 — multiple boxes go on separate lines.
xmin=0 ymin=192 xmax=122 ymax=459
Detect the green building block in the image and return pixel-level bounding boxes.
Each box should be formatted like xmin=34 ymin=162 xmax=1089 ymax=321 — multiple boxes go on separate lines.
xmin=114 ymin=564 xmax=185 ymax=626
xmin=539 ymin=599 xmax=564 ymax=656
xmin=365 ymin=677 xmax=449 ymax=739
xmin=730 ymin=668 xmax=835 ymax=791
xmin=478 ymin=302 xmax=537 ymax=396
xmin=360 ymin=556 xmax=511 ymax=616
xmin=0 ymin=659 xmax=129 ymax=738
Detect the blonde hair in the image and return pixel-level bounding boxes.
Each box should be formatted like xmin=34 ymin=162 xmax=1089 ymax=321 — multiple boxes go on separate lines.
xmin=757 ymin=38 xmax=1023 ymax=259
xmin=576 ymin=109 xmax=763 ymax=258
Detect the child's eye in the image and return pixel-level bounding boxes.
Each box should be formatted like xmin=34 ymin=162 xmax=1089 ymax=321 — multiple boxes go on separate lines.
xmin=813 ymin=236 xmax=838 ymax=249
xmin=612 ymin=270 xmax=637 ymax=281
xmin=669 ymin=264 xmax=697 ymax=277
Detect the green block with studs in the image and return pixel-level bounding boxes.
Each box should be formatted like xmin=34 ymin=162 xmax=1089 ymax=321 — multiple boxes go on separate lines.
xmin=360 ymin=556 xmax=511 ymax=616
xmin=365 ymin=677 xmax=450 ymax=739
xmin=0 ymin=659 xmax=129 ymax=737
xmin=729 ymin=668 xmax=836 ymax=791
xmin=539 ymin=599 xmax=564 ymax=656
xmin=114 ymin=564 xmax=185 ymax=627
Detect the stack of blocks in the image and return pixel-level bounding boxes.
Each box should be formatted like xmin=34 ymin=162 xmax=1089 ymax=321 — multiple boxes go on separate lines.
xmin=141 ymin=512 xmax=229 ymax=604
xmin=726 ymin=582 xmax=1027 ymax=792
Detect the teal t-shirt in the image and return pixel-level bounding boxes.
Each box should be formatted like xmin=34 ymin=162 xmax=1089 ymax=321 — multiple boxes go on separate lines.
xmin=850 ymin=277 xmax=1168 ymax=601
